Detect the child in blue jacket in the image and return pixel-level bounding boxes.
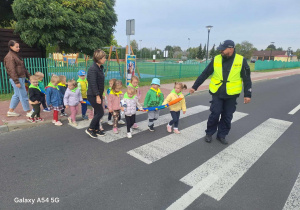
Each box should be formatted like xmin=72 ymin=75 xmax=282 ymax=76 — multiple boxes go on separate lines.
xmin=46 ymin=75 xmax=64 ymax=126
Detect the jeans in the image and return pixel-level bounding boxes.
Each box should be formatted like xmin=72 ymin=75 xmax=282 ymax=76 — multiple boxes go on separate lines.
xmin=9 ymin=78 xmax=30 ymax=111
xmin=81 ymin=98 xmax=87 ymax=116
xmin=169 ymin=111 xmax=180 ymax=128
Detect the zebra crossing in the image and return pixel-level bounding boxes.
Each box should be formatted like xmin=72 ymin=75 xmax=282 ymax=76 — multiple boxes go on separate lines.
xmin=67 ymin=105 xmax=298 ymax=210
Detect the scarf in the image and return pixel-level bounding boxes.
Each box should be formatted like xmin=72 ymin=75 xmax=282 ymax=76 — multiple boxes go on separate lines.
xmin=70 ymin=87 xmax=78 ymax=93
xmin=171 ymin=89 xmax=182 ymax=96
xmin=58 ymin=82 xmax=66 ymax=87
xmin=150 ymin=87 xmax=161 ymax=96
xmin=124 ymin=92 xmax=135 ymax=99
xmin=110 ymin=90 xmax=123 ymax=97
xmin=29 ymin=84 xmax=41 ymax=91
xmin=47 ymin=82 xmax=59 ymax=90
xmin=129 ymin=83 xmax=139 ymax=89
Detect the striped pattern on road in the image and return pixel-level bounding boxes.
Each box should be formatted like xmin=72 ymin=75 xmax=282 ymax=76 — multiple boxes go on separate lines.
xmin=283 ymin=172 xmax=300 ymax=210
xmin=127 ymin=112 xmax=248 ymax=164
xmin=98 ymin=105 xmax=209 ymax=143
xmin=288 ymin=104 xmax=300 ymax=115
xmin=178 ymin=118 xmax=292 ymax=203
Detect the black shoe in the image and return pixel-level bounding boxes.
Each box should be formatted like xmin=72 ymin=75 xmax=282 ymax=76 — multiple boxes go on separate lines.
xmin=95 ymin=130 xmax=106 ymax=136
xmin=216 ymin=136 xmax=228 ymax=145
xmin=205 ymin=135 xmax=212 ymax=143
xmin=85 ymin=129 xmax=97 ymax=138
xmin=148 ymin=125 xmax=155 ymax=132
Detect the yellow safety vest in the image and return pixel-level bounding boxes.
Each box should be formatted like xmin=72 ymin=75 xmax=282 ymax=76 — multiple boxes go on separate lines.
xmin=209 ymin=54 xmax=243 ymax=95
xmin=77 ymin=78 xmax=88 ymax=98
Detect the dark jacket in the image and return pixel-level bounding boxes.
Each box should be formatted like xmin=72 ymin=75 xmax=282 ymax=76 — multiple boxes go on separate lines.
xmin=4 ymin=50 xmax=31 ymax=85
xmin=45 ymin=86 xmax=64 ymax=107
xmin=28 ymin=87 xmax=43 ymax=102
xmin=192 ymin=52 xmax=252 ymax=98
xmin=87 ymin=62 xmax=105 ymax=97
xmin=58 ymin=83 xmax=68 ymax=96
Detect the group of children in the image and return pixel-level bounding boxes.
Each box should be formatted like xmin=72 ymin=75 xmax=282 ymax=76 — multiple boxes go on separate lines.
xmin=27 ymin=70 xmax=89 ymax=125
xmin=28 ymin=71 xmax=188 ymax=139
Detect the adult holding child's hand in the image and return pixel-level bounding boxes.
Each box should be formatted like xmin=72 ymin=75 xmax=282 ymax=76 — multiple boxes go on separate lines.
xmin=85 ymin=49 xmax=107 ymax=138
xmin=4 ymin=40 xmax=32 ymax=117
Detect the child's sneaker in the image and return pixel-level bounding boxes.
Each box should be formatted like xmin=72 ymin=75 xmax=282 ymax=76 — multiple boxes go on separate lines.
xmin=85 ymin=129 xmax=97 ymax=138
xmin=118 ymin=120 xmax=125 ymax=124
xmin=174 ymin=129 xmax=181 ymax=134
xmin=7 ymin=111 xmax=20 ymax=117
xmin=52 ymin=120 xmax=56 ymax=124
xmin=68 ymin=117 xmax=72 ymax=124
xmin=27 ymin=117 xmax=36 ymax=123
xmin=43 ymin=108 xmax=51 ymax=112
xmin=148 ymin=125 xmax=155 ymax=132
xmin=107 ymin=120 xmax=113 ymax=125
xmin=113 ymin=128 xmax=119 ymax=134
xmin=35 ymin=117 xmax=44 ymax=122
xmin=132 ymin=123 xmax=139 ymax=129
xmin=167 ymin=124 xmax=172 ymax=133
xmin=82 ymin=115 xmax=89 ymax=120
xmin=26 ymin=111 xmax=33 ymax=117
xmin=54 ymin=121 xmax=63 ymax=126
xmin=127 ymin=132 xmax=132 ymax=138
xmin=60 ymin=113 xmax=68 ymax=117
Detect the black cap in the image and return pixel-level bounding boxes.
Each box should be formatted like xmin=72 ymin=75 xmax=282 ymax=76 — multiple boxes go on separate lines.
xmin=217 ymin=40 xmax=235 ymax=51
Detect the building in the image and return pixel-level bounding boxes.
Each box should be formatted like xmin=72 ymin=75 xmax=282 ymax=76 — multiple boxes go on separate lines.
xmin=0 ymin=29 xmax=45 ymax=62
xmin=274 ymin=55 xmax=298 ymax=62
xmin=252 ymin=50 xmax=286 ymax=61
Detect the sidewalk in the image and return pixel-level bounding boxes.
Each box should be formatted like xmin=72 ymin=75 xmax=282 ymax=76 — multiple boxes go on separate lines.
xmin=1 ymin=68 xmax=300 ymax=133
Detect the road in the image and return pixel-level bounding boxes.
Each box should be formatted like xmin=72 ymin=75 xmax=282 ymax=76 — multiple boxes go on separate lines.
xmin=1 ymin=75 xmax=300 ymax=210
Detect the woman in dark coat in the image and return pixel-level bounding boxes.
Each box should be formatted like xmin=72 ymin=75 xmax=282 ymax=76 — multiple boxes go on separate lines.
xmin=85 ymin=49 xmax=107 ymax=138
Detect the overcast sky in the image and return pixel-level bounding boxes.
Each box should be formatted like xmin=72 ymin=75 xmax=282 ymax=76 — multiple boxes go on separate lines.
xmin=113 ymin=0 xmax=300 ymax=51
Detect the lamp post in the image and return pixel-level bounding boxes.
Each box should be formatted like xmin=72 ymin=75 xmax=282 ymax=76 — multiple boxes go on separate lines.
xmin=139 ymin=40 xmax=142 ymax=59
xmin=269 ymin=41 xmax=275 ymax=60
xmin=206 ymin=25 xmax=213 ymax=64
xmin=287 ymin=47 xmax=291 ymax=62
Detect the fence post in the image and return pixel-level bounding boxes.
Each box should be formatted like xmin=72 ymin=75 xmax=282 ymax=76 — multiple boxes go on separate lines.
xmin=179 ymin=63 xmax=182 ymax=79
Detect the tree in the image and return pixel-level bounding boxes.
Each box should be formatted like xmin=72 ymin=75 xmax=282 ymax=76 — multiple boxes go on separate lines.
xmin=277 ymin=47 xmax=283 ymax=51
xmin=266 ymin=44 xmax=276 ymax=50
xmin=164 ymin=45 xmax=174 ymax=58
xmin=130 ymin=40 xmax=138 ymax=50
xmin=203 ymin=44 xmax=207 ymax=60
xmin=0 ymin=0 xmax=15 ymax=27
xmin=296 ymin=49 xmax=300 ymax=61
xmin=235 ymin=41 xmax=255 ymax=59
xmin=209 ymin=44 xmax=218 ymax=59
xmin=12 ymin=0 xmax=117 ymax=55
xmin=197 ymin=44 xmax=203 ymax=59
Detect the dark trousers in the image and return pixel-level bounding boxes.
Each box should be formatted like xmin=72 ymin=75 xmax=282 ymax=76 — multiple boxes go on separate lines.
xmin=40 ymin=94 xmax=47 ymax=109
xmin=125 ymin=115 xmax=136 ymax=132
xmin=169 ymin=111 xmax=180 ymax=128
xmin=81 ymin=98 xmax=87 ymax=116
xmin=88 ymin=95 xmax=104 ymax=130
xmin=206 ymin=95 xmax=237 ymax=138
xmin=31 ymin=104 xmax=41 ymax=118
xmin=108 ymin=112 xmax=121 ymax=121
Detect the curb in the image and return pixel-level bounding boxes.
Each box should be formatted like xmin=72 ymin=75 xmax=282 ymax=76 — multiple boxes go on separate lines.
xmin=0 ymin=125 xmax=9 ymax=134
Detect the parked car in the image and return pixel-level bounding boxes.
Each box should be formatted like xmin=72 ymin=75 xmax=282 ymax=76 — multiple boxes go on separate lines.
xmin=250 ymin=58 xmax=257 ymax=63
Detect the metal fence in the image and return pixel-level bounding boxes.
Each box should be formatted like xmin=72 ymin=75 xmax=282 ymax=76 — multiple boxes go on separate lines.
xmin=0 ymin=58 xmax=207 ymax=94
xmin=254 ymin=60 xmax=300 ymax=70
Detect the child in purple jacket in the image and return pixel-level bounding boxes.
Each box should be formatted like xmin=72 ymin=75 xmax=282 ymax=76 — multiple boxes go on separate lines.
xmin=63 ymin=79 xmax=83 ymax=126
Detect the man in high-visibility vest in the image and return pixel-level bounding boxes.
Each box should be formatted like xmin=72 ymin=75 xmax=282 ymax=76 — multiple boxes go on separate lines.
xmin=189 ymin=40 xmax=252 ymax=144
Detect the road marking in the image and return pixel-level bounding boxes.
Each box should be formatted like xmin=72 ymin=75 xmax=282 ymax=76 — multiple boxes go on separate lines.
xmin=288 ymin=104 xmax=300 ymax=115
xmin=166 ymin=174 xmax=219 ymax=210
xmin=283 ymin=172 xmax=300 ymax=210
xmin=127 ymin=112 xmax=248 ymax=164
xmin=69 ymin=111 xmax=146 ymax=129
xmin=98 ymin=105 xmax=209 ymax=143
xmin=176 ymin=118 xmax=292 ymax=206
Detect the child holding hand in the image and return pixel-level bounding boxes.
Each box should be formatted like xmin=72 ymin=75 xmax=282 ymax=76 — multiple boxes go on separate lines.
xmin=123 ymin=86 xmax=143 ymax=138
xmin=64 ymin=79 xmax=82 ymax=126
xmin=163 ymin=82 xmax=187 ymax=134
xmin=107 ymin=80 xmax=124 ymax=134
xmin=144 ymin=78 xmax=164 ymax=131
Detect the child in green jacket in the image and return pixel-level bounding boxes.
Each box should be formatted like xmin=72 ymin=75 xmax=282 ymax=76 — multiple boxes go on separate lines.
xmin=144 ymin=78 xmax=164 ymax=131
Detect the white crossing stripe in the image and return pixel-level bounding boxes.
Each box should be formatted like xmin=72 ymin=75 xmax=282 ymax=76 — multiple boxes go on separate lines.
xmin=127 ymin=112 xmax=248 ymax=164
xmin=98 ymin=105 xmax=209 ymax=143
xmin=288 ymin=104 xmax=300 ymax=115
xmin=69 ymin=111 xmax=145 ymax=129
xmin=178 ymin=118 xmax=292 ymax=204
xmin=283 ymin=172 xmax=300 ymax=210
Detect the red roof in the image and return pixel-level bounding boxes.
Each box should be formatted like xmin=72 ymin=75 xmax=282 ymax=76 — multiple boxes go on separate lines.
xmin=252 ymin=51 xmax=286 ymax=56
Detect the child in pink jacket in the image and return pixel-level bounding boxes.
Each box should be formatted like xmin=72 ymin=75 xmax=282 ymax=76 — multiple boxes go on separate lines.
xmin=107 ymin=80 xmax=124 ymax=134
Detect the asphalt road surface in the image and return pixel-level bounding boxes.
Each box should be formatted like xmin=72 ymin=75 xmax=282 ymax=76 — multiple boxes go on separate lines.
xmin=1 ymin=75 xmax=300 ymax=210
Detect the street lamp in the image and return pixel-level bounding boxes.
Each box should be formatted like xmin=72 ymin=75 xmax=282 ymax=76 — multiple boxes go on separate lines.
xmin=188 ymin=38 xmax=190 ymax=59
xmin=269 ymin=41 xmax=275 ymax=60
xmin=206 ymin=25 xmax=213 ymax=64
xmin=287 ymin=47 xmax=291 ymax=62
xmin=139 ymin=40 xmax=142 ymax=59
